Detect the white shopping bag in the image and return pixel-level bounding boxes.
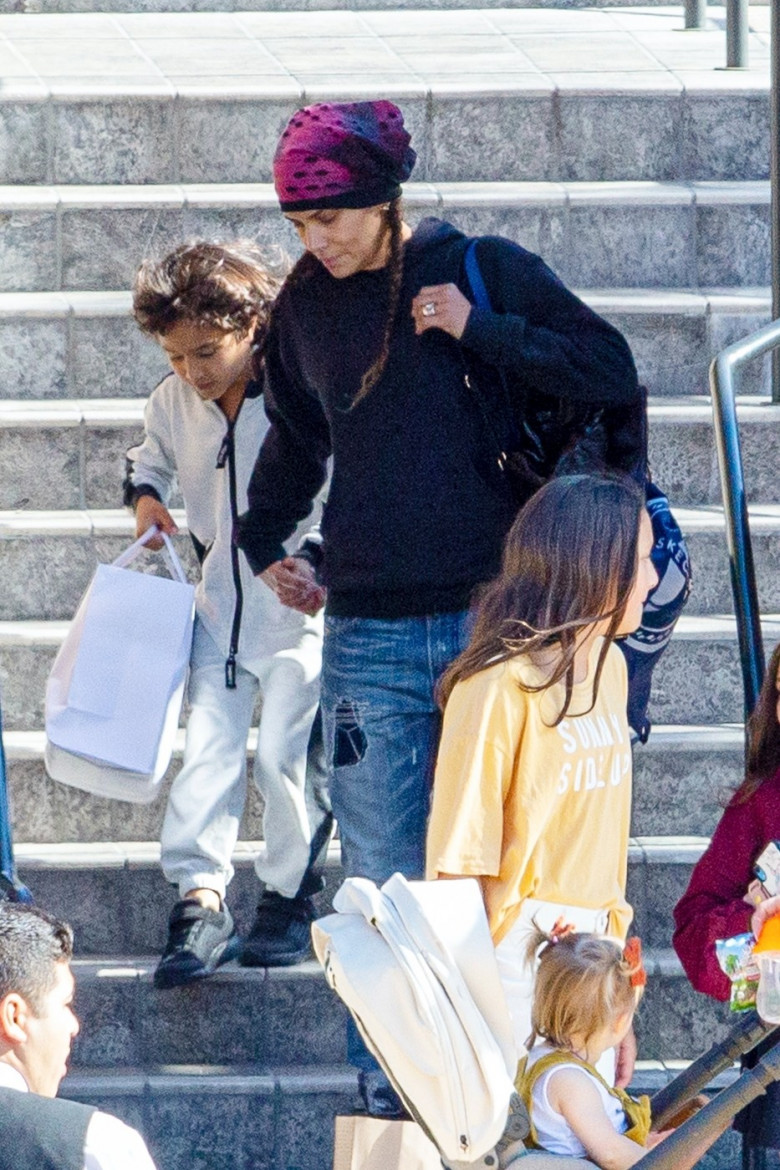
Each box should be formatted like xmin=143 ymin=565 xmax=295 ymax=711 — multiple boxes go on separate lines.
xmin=333 ymin=1117 xmax=441 ymax=1170
xmin=45 ymin=527 xmax=195 ymax=803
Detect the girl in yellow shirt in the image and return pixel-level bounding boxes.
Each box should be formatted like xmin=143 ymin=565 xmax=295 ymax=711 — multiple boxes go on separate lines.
xmin=426 ymin=473 xmax=658 ymax=1085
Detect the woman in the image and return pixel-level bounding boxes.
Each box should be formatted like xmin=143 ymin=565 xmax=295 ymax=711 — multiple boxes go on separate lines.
xmin=427 ymin=474 xmax=658 ymax=1081
xmin=235 ymin=99 xmax=640 ymax=1112
xmin=674 ymin=642 xmax=780 ymax=1168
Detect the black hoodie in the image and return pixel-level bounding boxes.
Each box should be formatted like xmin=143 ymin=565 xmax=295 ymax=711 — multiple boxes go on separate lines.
xmin=237 ymin=218 xmax=639 ymax=618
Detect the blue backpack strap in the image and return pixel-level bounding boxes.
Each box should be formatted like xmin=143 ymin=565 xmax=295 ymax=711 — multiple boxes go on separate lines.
xmin=463 ymin=239 xmax=491 ymax=311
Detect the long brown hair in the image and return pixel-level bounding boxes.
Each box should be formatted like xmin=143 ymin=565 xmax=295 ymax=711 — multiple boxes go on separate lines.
xmin=280 ymin=198 xmax=406 ymax=407
xmin=734 ymin=642 xmax=780 ymax=803
xmin=132 ymin=240 xmax=283 ymax=378
xmin=437 ymin=474 xmax=645 ymax=722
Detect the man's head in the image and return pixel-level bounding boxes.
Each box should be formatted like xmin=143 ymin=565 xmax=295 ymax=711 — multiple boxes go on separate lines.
xmin=0 ymin=904 xmax=79 ymax=1097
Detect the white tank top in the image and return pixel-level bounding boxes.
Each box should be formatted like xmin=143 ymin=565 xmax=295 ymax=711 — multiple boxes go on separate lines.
xmin=526 ymin=1044 xmax=628 ymax=1158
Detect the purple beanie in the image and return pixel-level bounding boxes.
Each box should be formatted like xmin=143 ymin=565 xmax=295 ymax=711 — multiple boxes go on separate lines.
xmin=273 ymin=100 xmax=416 ymax=212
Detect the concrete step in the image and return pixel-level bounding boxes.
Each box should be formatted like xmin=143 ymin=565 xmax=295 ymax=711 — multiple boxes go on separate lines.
xmin=57 ymin=948 xmax=730 ymax=1067
xmin=0 ymin=0 xmax=728 ymax=12
xmin=61 ymin=1065 xmax=356 ymax=1170
xmin=57 ymin=1064 xmax=744 ymax=1170
xmin=3 ymin=503 xmax=779 ymax=620
xmin=2 ymin=393 xmax=779 ymax=511
xmin=1 ymin=288 xmax=773 ymax=404
xmin=7 ymin=837 xmax=715 ymax=954
xmin=0 ymin=181 xmax=771 ymax=296
xmin=650 ymin=614 xmax=780 ymax=725
xmin=0 ymin=8 xmax=770 ymax=186
xmin=59 ymin=1064 xmax=741 ymax=1170
xmin=3 ymin=723 xmax=742 ymax=844
xmin=10 ymin=830 xmax=736 ymax=1062
xmin=1 ymin=612 xmax=776 ymax=729
xmin=67 ymin=958 xmax=348 ymax=1072
xmin=16 ymin=841 xmax=345 ymax=958
xmin=10 ymin=842 xmax=748 ymax=1071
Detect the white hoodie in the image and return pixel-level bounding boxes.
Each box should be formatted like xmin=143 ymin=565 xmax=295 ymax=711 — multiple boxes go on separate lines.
xmin=128 ymin=373 xmax=322 ymax=677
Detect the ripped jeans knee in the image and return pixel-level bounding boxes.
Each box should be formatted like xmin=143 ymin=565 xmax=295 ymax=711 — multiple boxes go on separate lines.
xmin=332 ymin=699 xmax=368 ymax=768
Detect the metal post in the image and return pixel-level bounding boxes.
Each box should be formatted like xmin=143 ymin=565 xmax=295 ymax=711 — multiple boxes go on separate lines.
xmin=685 ymin=0 xmax=707 ymax=30
xmin=727 ymin=0 xmax=749 ymax=66
xmin=772 ymin=0 xmax=780 ymax=400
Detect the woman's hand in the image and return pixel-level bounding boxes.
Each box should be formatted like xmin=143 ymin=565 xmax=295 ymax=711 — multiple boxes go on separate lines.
xmin=135 ymin=496 xmax=178 ymax=550
xmin=412 ymin=283 xmax=472 ymax=340
xmin=752 ymin=893 xmax=780 ymax=939
xmin=745 ymin=879 xmax=766 ymax=909
xmin=614 ymin=1023 xmax=637 ymax=1089
xmin=261 ymin=556 xmax=326 ymax=616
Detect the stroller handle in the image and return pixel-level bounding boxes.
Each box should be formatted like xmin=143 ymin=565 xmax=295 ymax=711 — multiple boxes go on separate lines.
xmin=650 ymin=1011 xmax=777 ymax=1130
xmin=640 ymin=1038 xmax=780 ymax=1170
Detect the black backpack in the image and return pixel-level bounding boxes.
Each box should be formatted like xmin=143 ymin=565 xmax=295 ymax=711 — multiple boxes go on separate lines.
xmin=460 ymin=238 xmax=648 ymax=505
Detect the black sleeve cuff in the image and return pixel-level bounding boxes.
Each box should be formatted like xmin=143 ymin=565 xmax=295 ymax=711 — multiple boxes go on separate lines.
xmin=124 ymin=482 xmax=162 ymax=509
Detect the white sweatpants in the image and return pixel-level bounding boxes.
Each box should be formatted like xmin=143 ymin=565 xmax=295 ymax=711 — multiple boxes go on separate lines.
xmin=161 ymin=619 xmax=326 ymax=900
xmin=494 ymin=898 xmax=615 ymax=1078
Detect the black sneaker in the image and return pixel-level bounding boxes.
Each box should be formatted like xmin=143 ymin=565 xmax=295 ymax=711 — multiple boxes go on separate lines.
xmin=239 ymin=890 xmax=315 ymax=967
xmin=357 ymin=1070 xmax=408 ymax=1120
xmin=153 ymin=898 xmax=239 ymax=989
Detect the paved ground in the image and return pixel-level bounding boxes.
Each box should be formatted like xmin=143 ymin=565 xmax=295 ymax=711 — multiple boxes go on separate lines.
xmin=0 ymin=5 xmax=772 ymax=97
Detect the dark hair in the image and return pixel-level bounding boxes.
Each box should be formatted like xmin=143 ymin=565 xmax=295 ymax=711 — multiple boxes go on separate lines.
xmin=733 ymin=642 xmax=780 ymax=803
xmin=437 ymin=474 xmax=645 ymax=721
xmin=0 ymin=904 xmax=73 ymax=1013
xmin=281 ymin=198 xmax=405 ymax=408
xmin=528 ymin=930 xmax=641 ymax=1051
xmin=132 ymin=240 xmax=283 ymax=376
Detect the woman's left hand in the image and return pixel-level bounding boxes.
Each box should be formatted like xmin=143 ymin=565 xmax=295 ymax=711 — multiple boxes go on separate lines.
xmin=412 ymin=283 xmax=472 ymax=340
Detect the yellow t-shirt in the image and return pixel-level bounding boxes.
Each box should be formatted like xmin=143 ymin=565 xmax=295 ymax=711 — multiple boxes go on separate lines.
xmin=426 ymin=639 xmax=633 ymax=946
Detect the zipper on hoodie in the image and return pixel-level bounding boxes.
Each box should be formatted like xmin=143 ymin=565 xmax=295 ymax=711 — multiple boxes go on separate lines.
xmin=216 ymin=402 xmax=244 ymax=690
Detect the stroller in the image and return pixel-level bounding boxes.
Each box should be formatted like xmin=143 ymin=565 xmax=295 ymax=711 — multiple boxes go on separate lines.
xmin=314 ymin=875 xmax=780 ymax=1170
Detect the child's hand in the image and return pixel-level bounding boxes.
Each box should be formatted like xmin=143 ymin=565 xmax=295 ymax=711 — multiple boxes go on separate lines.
xmin=135 ymin=496 xmax=178 ymax=550
xmin=261 ymin=557 xmax=325 ymax=616
xmin=646 ymin=1129 xmax=674 ymax=1149
xmin=752 ymin=893 xmax=780 ymax=939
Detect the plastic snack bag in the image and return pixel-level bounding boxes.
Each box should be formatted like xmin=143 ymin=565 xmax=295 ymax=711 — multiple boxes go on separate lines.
xmin=716 ymin=933 xmax=760 ymax=1011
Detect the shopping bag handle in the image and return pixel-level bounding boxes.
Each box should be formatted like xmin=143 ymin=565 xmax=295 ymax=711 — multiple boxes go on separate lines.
xmin=112 ymin=526 xmax=189 ymax=585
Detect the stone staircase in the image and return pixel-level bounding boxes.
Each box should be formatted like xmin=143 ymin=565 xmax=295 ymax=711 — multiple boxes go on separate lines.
xmin=0 ymin=4 xmax=777 ymax=1168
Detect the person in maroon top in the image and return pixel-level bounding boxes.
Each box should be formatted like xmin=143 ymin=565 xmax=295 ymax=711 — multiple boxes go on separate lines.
xmin=674 ymin=642 xmax=780 ymax=1166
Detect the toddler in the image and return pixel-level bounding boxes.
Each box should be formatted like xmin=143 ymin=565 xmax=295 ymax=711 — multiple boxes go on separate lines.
xmin=516 ymin=930 xmax=667 ymax=1169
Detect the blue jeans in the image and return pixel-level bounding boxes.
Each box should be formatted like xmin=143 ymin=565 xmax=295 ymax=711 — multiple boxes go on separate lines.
xmin=321 ymin=611 xmax=472 ymax=883
xmin=320 ymin=610 xmax=471 ymax=1071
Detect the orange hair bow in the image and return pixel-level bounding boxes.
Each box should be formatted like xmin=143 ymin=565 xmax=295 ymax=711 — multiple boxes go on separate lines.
xmin=623 ymin=936 xmax=647 ymax=988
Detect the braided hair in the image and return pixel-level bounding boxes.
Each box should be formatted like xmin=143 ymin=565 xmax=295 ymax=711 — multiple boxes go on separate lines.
xmin=351 ymin=197 xmax=405 ymax=407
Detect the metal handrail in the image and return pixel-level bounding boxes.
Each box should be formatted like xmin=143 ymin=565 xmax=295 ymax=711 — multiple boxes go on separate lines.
xmin=709 ymin=318 xmax=780 ymax=715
